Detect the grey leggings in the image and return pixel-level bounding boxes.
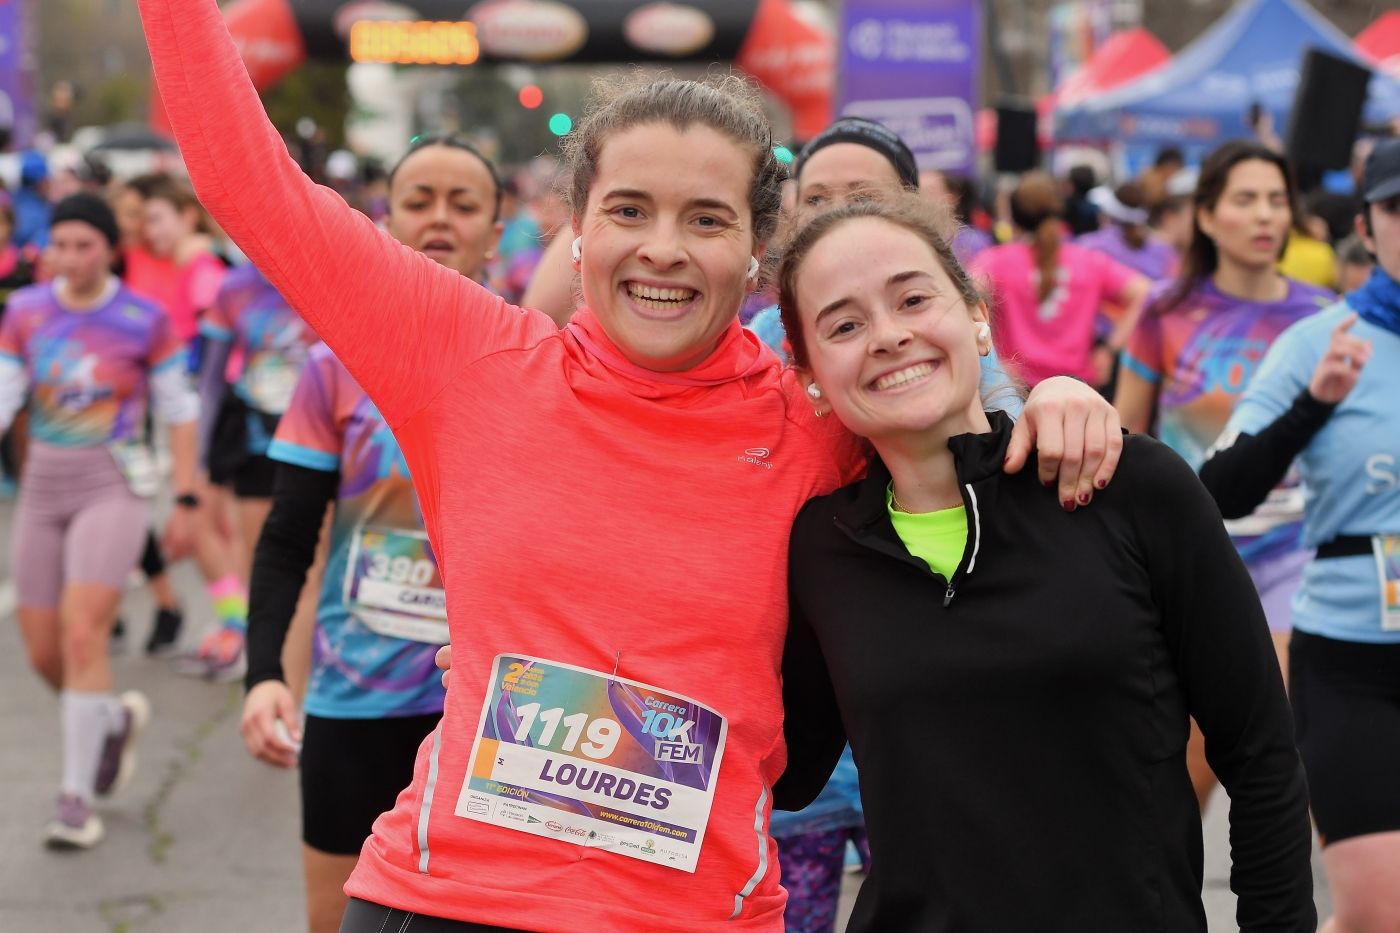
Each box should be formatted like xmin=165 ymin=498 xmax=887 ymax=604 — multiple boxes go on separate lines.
xmin=12 ymin=440 xmax=149 ymax=609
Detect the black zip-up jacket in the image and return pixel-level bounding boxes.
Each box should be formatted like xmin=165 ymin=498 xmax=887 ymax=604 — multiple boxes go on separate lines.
xmin=777 ymin=413 xmax=1314 ymax=933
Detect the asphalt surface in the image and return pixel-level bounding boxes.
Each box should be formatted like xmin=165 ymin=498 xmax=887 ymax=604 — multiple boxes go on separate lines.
xmin=0 ymin=495 xmax=1331 ymax=932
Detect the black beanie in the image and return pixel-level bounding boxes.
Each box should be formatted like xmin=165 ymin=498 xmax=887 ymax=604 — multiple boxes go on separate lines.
xmin=50 ymin=192 xmax=120 ymax=248
xmin=794 ymin=117 xmax=920 ymax=191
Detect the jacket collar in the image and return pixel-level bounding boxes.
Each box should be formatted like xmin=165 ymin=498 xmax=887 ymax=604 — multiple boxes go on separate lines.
xmin=836 ymin=410 xmax=1015 ymax=534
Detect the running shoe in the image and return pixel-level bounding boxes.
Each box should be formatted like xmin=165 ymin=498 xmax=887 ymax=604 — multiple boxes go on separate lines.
xmin=44 ymin=794 xmax=104 ymax=850
xmin=109 ymin=618 xmax=128 ymax=655
xmin=172 ymin=627 xmax=246 ymax=683
xmin=94 ymin=691 xmax=152 ymax=798
xmin=144 ymin=608 xmax=184 ymax=657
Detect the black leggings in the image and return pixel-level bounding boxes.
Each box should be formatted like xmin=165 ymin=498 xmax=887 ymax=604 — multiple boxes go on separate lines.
xmin=339 ymin=899 xmax=523 ymax=932
xmin=1290 ymin=629 xmax=1400 ymax=845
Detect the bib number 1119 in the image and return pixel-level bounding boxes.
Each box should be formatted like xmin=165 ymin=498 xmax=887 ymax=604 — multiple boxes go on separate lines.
xmin=511 ymin=703 xmax=621 ymax=759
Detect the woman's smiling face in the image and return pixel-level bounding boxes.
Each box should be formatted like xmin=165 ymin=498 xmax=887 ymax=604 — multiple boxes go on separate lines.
xmin=796 ymin=215 xmax=988 ymax=442
xmin=575 ymin=122 xmax=761 ymax=373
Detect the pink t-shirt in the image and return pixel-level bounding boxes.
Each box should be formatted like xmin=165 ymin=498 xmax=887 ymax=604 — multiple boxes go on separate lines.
xmin=124 ymin=246 xmax=225 ymax=343
xmin=141 ymin=1 xmax=865 ymax=928
xmin=971 ymin=241 xmax=1138 ymax=386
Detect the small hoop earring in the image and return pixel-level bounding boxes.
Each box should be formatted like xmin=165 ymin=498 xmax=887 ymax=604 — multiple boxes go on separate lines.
xmin=747 ymin=256 xmax=760 ymax=280
xmin=571 ymin=237 xmax=582 ymax=263
xmin=806 ymin=383 xmax=822 ymax=400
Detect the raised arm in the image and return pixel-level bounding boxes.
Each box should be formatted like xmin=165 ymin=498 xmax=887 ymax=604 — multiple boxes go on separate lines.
xmin=1199 ymin=391 xmax=1334 ymax=519
xmin=1201 ymin=311 xmax=1364 ymax=518
xmin=136 ymin=0 xmax=545 ymax=425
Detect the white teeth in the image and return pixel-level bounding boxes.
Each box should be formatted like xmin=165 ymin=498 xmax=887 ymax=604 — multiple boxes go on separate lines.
xmin=627 ymin=283 xmax=696 ymax=303
xmin=873 ymin=362 xmax=936 ymax=391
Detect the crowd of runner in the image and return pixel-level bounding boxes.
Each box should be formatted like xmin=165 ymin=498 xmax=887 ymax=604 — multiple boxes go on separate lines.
xmin=2 ymin=2 xmax=1399 ymax=930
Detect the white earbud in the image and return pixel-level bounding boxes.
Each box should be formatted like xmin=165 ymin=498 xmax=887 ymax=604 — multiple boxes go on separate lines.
xmin=571 ymin=236 xmax=582 ymax=263
xmin=977 ymin=322 xmax=991 ymax=343
xmin=747 ymin=256 xmax=760 ymax=280
xmin=806 ymin=383 xmax=822 ymax=400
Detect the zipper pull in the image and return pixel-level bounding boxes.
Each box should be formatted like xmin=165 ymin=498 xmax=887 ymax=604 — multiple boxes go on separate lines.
xmin=943 ymin=583 xmax=956 ymax=607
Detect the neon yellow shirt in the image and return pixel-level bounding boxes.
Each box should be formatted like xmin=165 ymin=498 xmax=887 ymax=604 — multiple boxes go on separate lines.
xmin=1278 ymin=233 xmax=1337 ymax=291
xmin=886 ymin=485 xmax=968 ymax=580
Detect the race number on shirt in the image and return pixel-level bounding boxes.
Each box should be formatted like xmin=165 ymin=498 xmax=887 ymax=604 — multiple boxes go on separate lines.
xmin=344 ymin=524 xmax=448 ymax=644
xmin=456 ymin=655 xmax=728 ymax=873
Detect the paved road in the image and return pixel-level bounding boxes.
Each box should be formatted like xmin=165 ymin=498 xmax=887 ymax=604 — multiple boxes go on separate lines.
xmin=0 ymin=497 xmax=1331 ymax=931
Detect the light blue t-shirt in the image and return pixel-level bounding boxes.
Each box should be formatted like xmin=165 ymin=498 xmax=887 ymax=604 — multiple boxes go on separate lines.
xmin=1225 ymin=300 xmax=1400 ymax=643
xmin=746 ymin=305 xmax=1025 ymax=418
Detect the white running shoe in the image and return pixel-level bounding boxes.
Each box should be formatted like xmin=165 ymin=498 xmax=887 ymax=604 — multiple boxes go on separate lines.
xmin=44 ymin=793 xmax=104 ymax=850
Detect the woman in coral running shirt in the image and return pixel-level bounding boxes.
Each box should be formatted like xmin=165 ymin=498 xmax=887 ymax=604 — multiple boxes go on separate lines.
xmin=139 ymin=3 xmax=1120 ymax=929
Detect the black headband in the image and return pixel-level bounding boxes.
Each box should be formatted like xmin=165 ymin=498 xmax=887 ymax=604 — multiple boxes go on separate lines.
xmin=391 ymin=132 xmax=504 ymax=221
xmin=51 ymin=192 xmax=120 ymax=248
xmin=794 ymin=117 xmax=920 ymax=190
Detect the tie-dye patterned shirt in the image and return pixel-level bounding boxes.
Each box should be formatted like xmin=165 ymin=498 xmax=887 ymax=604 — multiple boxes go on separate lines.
xmin=199 ymin=263 xmax=317 ymax=416
xmin=1122 ymin=277 xmax=1332 ymax=560
xmin=267 ymin=343 xmax=445 ymax=719
xmin=0 ymin=281 xmax=185 ymax=446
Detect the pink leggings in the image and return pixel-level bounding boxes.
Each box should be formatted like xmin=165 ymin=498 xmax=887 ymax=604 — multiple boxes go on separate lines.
xmin=12 ymin=441 xmax=150 ymax=610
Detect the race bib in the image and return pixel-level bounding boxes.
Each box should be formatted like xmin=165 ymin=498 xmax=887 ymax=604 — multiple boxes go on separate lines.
xmin=242 ymin=354 xmax=299 ymax=415
xmin=456 ymin=655 xmax=728 ymax=873
xmin=108 ymin=440 xmax=159 ymax=498
xmin=1373 ymin=535 xmax=1400 ymax=631
xmin=344 ymin=525 xmax=448 ymax=644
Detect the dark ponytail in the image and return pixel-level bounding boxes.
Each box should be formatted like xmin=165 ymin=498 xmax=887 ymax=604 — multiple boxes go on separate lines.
xmin=1010 ymin=172 xmax=1064 ymax=304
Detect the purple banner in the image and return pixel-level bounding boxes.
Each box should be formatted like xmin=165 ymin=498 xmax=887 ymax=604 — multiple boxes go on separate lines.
xmin=836 ymin=0 xmax=980 ymax=176
xmin=0 ymin=0 xmax=36 ymax=147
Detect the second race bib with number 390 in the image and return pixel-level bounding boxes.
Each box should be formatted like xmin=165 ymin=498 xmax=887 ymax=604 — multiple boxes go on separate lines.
xmin=344 ymin=524 xmax=448 ymax=644
xmin=456 ymin=655 xmax=728 ymax=873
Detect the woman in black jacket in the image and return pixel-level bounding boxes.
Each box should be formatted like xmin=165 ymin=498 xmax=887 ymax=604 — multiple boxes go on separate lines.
xmin=773 ymin=193 xmax=1314 ymax=932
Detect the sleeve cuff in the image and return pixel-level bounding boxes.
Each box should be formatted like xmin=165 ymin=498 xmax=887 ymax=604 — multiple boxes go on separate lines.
xmin=267 ymin=438 xmax=339 ymax=472
xmin=1119 ymin=352 xmax=1160 ymax=384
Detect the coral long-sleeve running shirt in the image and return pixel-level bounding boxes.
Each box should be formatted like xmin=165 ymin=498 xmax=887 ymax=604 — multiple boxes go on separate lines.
xmin=139 ymin=2 xmax=862 ymax=929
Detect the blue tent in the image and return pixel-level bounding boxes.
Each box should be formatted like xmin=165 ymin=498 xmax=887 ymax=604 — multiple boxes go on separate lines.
xmin=1055 ymin=0 xmax=1400 ymax=145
